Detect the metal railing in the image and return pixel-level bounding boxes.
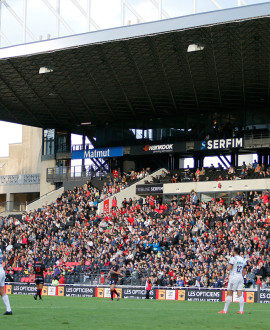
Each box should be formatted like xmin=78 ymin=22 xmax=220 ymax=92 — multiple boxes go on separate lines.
xmin=244 ymin=130 xmax=270 ymax=140
xmin=0 ymin=174 xmax=40 ymax=185
xmin=46 ymin=165 xmax=108 ymax=183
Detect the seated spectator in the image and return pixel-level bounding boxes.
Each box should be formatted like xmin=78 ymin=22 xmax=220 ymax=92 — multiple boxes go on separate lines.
xmin=52 ymin=277 xmax=59 ymax=286
xmin=255 ymin=163 xmax=261 ymax=173
xmin=228 ymin=166 xmax=235 ymax=175
xmin=200 ymin=167 xmax=205 ymax=176
xmin=59 ymin=274 xmax=65 ymax=285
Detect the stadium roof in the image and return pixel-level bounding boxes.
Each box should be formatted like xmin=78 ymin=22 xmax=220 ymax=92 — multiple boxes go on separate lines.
xmin=0 ymin=2 xmax=269 ymax=132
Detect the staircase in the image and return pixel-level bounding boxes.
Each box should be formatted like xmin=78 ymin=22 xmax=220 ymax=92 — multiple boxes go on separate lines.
xmin=26 ymin=187 xmax=64 ymax=212
xmin=97 ymin=168 xmax=167 ymax=214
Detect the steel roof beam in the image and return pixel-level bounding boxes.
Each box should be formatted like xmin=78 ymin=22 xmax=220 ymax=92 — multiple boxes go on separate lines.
xmin=98 ymin=47 xmax=137 ymax=118
xmin=0 ymin=71 xmax=42 ymax=126
xmin=148 ymin=37 xmax=178 ymax=113
xmin=70 ymin=0 xmax=101 ymax=31
xmin=66 ymin=73 xmax=98 ymax=121
xmin=7 ymin=60 xmax=59 ymax=124
xmin=172 ymin=33 xmax=199 ymax=108
xmin=0 ymin=97 xmax=20 ymax=123
xmin=209 ymin=27 xmax=222 ymax=107
xmin=1 ymin=0 xmax=36 ymax=42
xmin=80 ymin=60 xmax=118 ymax=119
xmin=42 ymin=0 xmax=74 ymax=35
xmin=123 ymin=43 xmax=157 ymax=115
xmin=41 ymin=74 xmax=78 ymax=123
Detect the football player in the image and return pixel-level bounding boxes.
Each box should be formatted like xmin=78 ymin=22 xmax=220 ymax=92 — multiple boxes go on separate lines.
xmin=32 ymin=256 xmax=46 ymax=300
xmin=106 ymin=260 xmax=121 ymax=301
xmin=219 ymin=247 xmax=247 ymax=314
xmin=0 ymin=248 xmax=12 ymax=315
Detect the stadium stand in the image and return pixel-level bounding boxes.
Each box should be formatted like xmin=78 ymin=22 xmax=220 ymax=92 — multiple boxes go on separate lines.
xmin=1 ymin=165 xmax=270 ymax=289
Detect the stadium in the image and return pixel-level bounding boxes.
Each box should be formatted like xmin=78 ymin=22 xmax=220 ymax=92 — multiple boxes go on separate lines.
xmin=0 ymin=0 xmax=270 ymax=328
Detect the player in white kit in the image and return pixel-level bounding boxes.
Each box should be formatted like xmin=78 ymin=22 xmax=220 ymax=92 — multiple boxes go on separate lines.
xmin=219 ymin=247 xmax=246 ymax=314
xmin=0 ymin=249 xmax=12 ymax=315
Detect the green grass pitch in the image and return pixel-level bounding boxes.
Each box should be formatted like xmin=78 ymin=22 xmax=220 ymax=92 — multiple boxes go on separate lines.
xmin=0 ymin=295 xmax=269 ymax=329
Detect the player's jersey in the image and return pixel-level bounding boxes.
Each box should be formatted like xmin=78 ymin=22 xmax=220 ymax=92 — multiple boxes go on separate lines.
xmin=33 ymin=262 xmax=45 ymax=279
xmin=229 ymin=255 xmax=246 ymax=277
xmin=0 ymin=249 xmax=3 ymax=269
xmin=110 ymin=264 xmax=120 ymax=280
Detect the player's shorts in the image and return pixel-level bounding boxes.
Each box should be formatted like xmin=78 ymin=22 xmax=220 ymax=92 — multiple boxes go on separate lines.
xmin=35 ymin=278 xmax=44 ymax=285
xmin=227 ymin=276 xmax=244 ymax=291
xmin=110 ymin=279 xmax=118 ymax=285
xmin=0 ymin=268 xmax=5 ymax=287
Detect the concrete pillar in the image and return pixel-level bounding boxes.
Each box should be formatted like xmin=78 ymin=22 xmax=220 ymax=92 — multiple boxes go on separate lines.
xmin=6 ymin=193 xmax=14 ymax=212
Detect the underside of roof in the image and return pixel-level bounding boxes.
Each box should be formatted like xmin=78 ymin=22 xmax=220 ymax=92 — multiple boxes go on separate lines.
xmin=0 ymin=2 xmax=269 ymax=134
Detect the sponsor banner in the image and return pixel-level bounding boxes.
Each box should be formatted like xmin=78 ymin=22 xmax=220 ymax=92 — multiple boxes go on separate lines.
xmin=199 ymin=137 xmax=244 ymax=151
xmin=103 ymin=199 xmax=110 ymax=213
xmin=4 ymin=284 xmax=261 ymax=303
xmin=176 ymin=290 xmax=186 ymax=301
xmin=96 ymin=287 xmax=104 ymax=298
xmin=156 ymin=289 xmax=166 ymax=300
xmin=130 ymin=142 xmax=185 ymax=156
xmin=72 ymin=147 xmax=123 ymax=160
xmin=186 ymin=289 xmax=222 ymax=302
xmin=122 ymin=288 xmax=155 ymax=300
xmin=48 ymin=286 xmax=56 ymax=296
xmin=115 ymin=288 xmax=122 ymax=299
xmin=5 ymin=285 xmax=12 ymax=295
xmin=57 ymin=286 xmax=65 ymax=297
xmin=223 ymin=290 xmax=256 ymax=303
xmin=166 ymin=290 xmax=175 ymax=300
xmin=42 ymin=286 xmax=48 ymax=296
xmin=104 ymin=288 xmax=111 ymax=298
xmin=65 ymin=285 xmax=95 ymax=297
xmin=245 ymin=291 xmax=255 ymax=303
xmin=12 ymin=283 xmax=37 ymax=295
xmin=259 ymin=290 xmax=270 ymax=304
xmin=136 ymin=184 xmax=163 ymax=195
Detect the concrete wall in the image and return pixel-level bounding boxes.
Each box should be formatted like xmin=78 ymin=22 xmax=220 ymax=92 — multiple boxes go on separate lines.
xmin=0 ymin=184 xmax=40 ymax=195
xmin=26 ymin=187 xmax=64 ymax=212
xmin=0 ymin=125 xmax=42 ymax=176
xmin=163 ymin=178 xmax=270 ymax=195
xmin=98 ymin=168 xmax=167 ymax=214
xmin=40 ymin=158 xmax=56 ymax=196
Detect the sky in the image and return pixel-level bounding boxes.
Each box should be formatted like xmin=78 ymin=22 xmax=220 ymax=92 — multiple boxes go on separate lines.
xmin=0 ymin=0 xmax=267 ymax=158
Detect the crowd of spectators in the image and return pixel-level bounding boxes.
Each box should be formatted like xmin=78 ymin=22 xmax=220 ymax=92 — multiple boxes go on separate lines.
xmin=99 ymin=168 xmax=151 ymax=201
xmin=162 ymin=160 xmax=270 ymax=184
xmin=0 ymin=176 xmax=269 ymax=289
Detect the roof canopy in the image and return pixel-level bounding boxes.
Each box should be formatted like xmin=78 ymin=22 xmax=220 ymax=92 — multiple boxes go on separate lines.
xmin=0 ymin=2 xmax=269 ymax=132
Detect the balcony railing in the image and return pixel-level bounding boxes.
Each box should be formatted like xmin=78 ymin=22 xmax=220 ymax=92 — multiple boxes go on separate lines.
xmin=47 ymin=165 xmax=107 ymax=183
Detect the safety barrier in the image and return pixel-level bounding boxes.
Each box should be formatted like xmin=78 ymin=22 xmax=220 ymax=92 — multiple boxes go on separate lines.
xmin=4 ymin=283 xmax=268 ymax=303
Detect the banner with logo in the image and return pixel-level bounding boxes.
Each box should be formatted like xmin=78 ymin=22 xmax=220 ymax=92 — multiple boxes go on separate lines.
xmin=259 ymin=290 xmax=270 ymax=303
xmin=65 ymin=285 xmax=95 ymax=297
xmin=72 ymin=147 xmax=123 ymax=159
xmin=122 ymin=288 xmax=155 ymax=299
xmin=5 ymin=284 xmax=261 ymax=304
xmin=197 ymin=137 xmax=244 ymax=151
xmin=103 ymin=199 xmax=110 ymax=213
xmin=130 ymin=142 xmax=185 ymax=156
xmin=12 ymin=283 xmax=37 ymax=295
xmin=186 ymin=289 xmax=222 ymax=302
xmin=136 ymin=184 xmax=163 ymax=195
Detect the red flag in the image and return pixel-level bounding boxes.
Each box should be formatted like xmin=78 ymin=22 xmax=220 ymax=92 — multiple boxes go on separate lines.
xmin=103 ymin=199 xmax=110 ymax=213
